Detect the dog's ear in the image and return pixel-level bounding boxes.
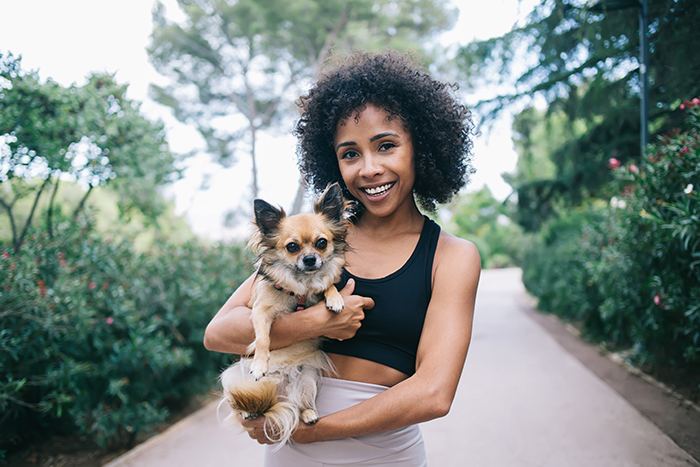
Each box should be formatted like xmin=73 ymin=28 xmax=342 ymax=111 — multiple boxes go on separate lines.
xmin=314 ymin=183 xmax=344 ymax=222
xmin=254 ymin=199 xmax=285 ymax=235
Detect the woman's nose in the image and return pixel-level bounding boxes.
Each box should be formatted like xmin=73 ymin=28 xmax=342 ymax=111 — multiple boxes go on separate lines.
xmin=359 ymin=153 xmax=383 ymax=178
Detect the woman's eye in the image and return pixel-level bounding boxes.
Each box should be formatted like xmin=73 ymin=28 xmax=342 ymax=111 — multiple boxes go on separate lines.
xmin=340 ymin=150 xmax=358 ymax=160
xmin=286 ymin=242 xmax=300 ymax=253
xmin=379 ymin=142 xmax=396 ymax=151
xmin=315 ymin=238 xmax=328 ymax=250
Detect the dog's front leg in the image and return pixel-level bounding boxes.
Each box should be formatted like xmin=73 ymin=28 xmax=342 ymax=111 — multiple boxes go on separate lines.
xmin=249 ymin=306 xmax=275 ymax=380
xmin=324 ymin=285 xmax=344 ymax=313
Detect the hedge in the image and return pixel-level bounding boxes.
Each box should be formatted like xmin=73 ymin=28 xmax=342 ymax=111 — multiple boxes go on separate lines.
xmin=522 ymin=103 xmax=700 ymax=393
xmin=1 ymin=219 xmax=252 ymax=454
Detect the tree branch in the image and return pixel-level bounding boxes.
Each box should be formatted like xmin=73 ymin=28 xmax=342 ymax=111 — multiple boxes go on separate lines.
xmin=0 ymin=195 xmax=18 ymax=248
xmin=72 ymin=184 xmax=94 ymax=221
xmin=15 ymin=176 xmax=52 ymax=251
xmin=315 ymin=6 xmax=351 ymax=76
xmin=46 ymin=175 xmax=60 ymax=237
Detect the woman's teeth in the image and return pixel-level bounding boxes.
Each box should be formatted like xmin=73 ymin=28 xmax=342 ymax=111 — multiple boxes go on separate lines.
xmin=364 ymin=183 xmax=393 ymax=196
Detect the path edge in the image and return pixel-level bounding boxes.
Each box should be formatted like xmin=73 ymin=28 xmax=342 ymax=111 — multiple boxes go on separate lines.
xmin=517 ymin=293 xmax=700 ymax=463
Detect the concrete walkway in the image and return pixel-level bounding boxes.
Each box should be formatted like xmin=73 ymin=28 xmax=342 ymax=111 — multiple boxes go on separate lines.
xmin=105 ymin=268 xmax=699 ymax=467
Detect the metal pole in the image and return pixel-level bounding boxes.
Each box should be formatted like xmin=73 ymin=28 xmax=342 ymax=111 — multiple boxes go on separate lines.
xmin=639 ymin=0 xmax=649 ymax=156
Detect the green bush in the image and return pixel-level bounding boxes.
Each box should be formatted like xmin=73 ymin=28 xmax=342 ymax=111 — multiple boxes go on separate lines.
xmin=448 ymin=187 xmax=527 ymax=269
xmin=522 ymin=103 xmax=700 ymax=393
xmin=0 ymin=219 xmax=251 ymax=452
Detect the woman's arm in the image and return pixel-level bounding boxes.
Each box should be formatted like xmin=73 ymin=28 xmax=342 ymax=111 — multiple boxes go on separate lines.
xmin=203 ymin=274 xmax=373 ymax=355
xmin=244 ymin=233 xmax=480 ymax=443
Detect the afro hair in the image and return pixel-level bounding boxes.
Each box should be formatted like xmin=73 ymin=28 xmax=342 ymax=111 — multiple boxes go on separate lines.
xmin=294 ymin=50 xmax=476 ymax=212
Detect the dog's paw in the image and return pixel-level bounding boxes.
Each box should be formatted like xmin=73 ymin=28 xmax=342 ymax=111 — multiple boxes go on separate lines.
xmin=242 ymin=411 xmax=260 ymax=421
xmin=325 ymin=295 xmax=344 ymax=314
xmin=300 ymin=409 xmax=319 ymax=425
xmin=250 ymin=358 xmax=268 ymax=381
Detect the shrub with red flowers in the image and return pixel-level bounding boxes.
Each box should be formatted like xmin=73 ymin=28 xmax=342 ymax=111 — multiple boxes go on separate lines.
xmin=522 ymin=101 xmax=700 ymax=395
xmin=0 ymin=220 xmax=251 ymax=452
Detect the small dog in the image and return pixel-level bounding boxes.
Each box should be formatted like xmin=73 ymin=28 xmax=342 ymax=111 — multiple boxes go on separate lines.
xmin=220 ymin=183 xmax=352 ymax=445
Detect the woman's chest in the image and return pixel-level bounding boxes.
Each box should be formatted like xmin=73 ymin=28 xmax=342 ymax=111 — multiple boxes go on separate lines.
xmin=344 ymin=233 xmax=421 ymax=279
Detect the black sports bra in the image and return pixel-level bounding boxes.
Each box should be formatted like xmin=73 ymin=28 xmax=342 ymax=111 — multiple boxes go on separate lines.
xmin=322 ymin=217 xmax=441 ymax=376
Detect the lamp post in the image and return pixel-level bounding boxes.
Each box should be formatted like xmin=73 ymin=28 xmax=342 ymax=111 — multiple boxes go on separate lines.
xmin=590 ymin=0 xmax=650 ymax=156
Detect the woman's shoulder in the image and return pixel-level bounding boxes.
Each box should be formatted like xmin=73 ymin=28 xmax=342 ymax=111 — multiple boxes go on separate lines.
xmin=433 ymin=229 xmax=481 ymax=280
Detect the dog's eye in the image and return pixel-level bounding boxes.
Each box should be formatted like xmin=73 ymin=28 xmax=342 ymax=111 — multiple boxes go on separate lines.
xmin=286 ymin=242 xmax=300 ymax=253
xmin=315 ymin=238 xmax=328 ymax=250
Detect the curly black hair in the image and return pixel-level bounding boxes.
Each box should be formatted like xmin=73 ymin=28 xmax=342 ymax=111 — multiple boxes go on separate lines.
xmin=294 ymin=50 xmax=476 ymax=213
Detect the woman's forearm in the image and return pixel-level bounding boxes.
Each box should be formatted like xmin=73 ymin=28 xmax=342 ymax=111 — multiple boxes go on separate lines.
xmin=204 ymin=278 xmax=369 ymax=355
xmin=204 ymin=303 xmax=333 ymax=354
xmin=293 ymin=373 xmax=452 ymax=444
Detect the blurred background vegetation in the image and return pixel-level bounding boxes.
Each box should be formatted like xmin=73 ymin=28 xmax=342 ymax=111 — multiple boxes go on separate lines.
xmin=1 ymin=0 xmax=698 ymax=460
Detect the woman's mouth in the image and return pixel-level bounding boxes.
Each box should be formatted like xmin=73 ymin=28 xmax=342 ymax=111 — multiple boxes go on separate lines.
xmin=362 ymin=183 xmax=395 ymax=197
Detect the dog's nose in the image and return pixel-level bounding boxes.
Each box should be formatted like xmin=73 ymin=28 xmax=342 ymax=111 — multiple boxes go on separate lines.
xmin=302 ymin=255 xmax=317 ymax=268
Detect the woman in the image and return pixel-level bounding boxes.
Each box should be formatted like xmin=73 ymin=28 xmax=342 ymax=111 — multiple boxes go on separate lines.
xmin=204 ymin=51 xmax=480 ymax=466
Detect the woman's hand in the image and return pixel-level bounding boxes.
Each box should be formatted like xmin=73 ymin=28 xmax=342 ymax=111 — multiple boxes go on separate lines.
xmin=239 ymin=414 xmax=275 ymax=445
xmin=239 ymin=414 xmax=320 ymax=445
xmin=320 ymin=279 xmax=374 ymax=341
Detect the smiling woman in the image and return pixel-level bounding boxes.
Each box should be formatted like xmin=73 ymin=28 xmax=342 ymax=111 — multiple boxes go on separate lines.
xmin=204 ymin=51 xmax=481 ymax=467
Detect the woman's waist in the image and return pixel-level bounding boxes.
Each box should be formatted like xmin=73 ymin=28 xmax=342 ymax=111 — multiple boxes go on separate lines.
xmin=326 ymin=353 xmax=408 ymax=388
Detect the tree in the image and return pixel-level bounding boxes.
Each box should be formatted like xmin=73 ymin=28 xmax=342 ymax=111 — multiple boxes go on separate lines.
xmin=456 ymin=0 xmax=700 ymax=228
xmin=0 ymin=54 xmax=180 ymax=251
xmin=504 ymin=106 xmax=576 ymax=230
xmin=147 ymin=0 xmax=456 ymax=215
xmin=447 ymin=187 xmax=526 ymax=268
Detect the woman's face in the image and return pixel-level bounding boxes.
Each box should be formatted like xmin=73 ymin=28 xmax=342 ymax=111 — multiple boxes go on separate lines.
xmin=333 ymin=104 xmax=416 ymax=219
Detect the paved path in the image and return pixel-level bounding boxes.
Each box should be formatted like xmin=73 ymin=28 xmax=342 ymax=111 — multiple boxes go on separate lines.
xmin=105 ymin=268 xmax=699 ymax=467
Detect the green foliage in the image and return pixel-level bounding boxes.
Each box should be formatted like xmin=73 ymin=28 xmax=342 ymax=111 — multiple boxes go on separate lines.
xmin=522 ymin=105 xmax=700 ymax=390
xmin=458 ymin=0 xmax=700 ymax=218
xmin=0 ymin=54 xmax=180 ymax=251
xmin=0 ymin=219 xmax=251 ymax=452
xmin=447 ymin=187 xmax=526 ymax=269
xmin=147 ymin=0 xmax=456 ymax=207
xmin=505 ymin=106 xmax=587 ymax=230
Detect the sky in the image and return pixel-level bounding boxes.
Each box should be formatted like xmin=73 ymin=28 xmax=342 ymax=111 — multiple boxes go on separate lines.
xmin=0 ymin=0 xmax=537 ymax=239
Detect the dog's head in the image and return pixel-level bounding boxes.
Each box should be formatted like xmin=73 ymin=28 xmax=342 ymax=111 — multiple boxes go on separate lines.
xmin=252 ymin=183 xmax=350 ymax=283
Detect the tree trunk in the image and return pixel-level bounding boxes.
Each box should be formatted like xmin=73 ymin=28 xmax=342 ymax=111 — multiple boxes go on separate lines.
xmin=46 ymin=176 xmax=60 ymax=237
xmin=15 ymin=176 xmax=52 ymax=251
xmin=0 ymin=196 xmax=18 ymax=251
xmin=290 ymin=177 xmax=307 ymax=214
xmin=250 ymin=125 xmax=258 ymax=200
xmin=72 ymin=185 xmax=94 ymax=221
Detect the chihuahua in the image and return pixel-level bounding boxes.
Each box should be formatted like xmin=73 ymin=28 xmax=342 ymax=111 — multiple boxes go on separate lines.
xmin=220 ymin=183 xmax=353 ymax=445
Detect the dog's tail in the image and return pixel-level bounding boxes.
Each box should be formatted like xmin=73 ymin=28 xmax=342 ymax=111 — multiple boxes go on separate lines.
xmin=220 ymin=364 xmax=299 ymax=447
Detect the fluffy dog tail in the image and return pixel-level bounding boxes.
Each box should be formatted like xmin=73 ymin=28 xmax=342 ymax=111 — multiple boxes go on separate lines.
xmin=220 ymin=363 xmax=299 ymax=447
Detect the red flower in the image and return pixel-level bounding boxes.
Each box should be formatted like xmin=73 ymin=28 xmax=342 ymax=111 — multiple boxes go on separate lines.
xmin=102 ymin=283 xmax=109 ymax=290
xmin=693 ymin=98 xmax=700 ymax=105
xmin=681 ymin=147 xmax=689 ymax=154
xmin=607 ymin=158 xmax=621 ymax=169
xmin=89 ymin=282 xmax=97 ymax=290
xmin=681 ymin=103 xmax=686 ymax=110
xmin=2 ymin=252 xmax=9 ymax=259
xmin=106 ymin=317 xmax=114 ymax=325
xmin=653 ymin=295 xmax=661 ymax=305
xmin=629 ymin=165 xmax=639 ymax=173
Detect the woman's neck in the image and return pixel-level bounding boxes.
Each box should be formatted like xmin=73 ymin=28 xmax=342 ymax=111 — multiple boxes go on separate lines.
xmin=356 ymin=198 xmax=424 ymax=238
